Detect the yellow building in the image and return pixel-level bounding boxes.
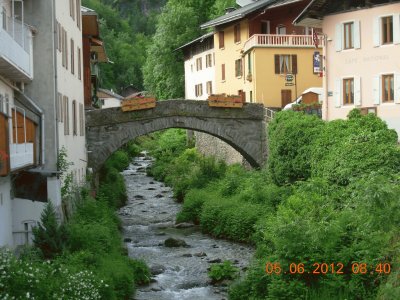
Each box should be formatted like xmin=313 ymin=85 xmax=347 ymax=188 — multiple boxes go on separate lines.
xmin=201 ymin=0 xmax=323 ymax=108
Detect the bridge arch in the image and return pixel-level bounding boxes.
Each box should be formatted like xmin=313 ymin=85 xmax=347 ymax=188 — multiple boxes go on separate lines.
xmin=86 ymin=100 xmax=267 ymax=172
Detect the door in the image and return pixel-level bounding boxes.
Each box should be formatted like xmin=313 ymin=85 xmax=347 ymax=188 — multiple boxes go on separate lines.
xmin=281 ymin=89 xmax=292 ymax=107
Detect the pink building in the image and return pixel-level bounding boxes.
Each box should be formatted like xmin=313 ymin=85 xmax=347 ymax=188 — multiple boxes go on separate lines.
xmin=295 ymin=0 xmax=400 ymax=138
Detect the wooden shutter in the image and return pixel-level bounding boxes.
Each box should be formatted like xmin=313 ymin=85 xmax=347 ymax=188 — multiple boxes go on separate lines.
xmin=354 ymin=20 xmax=361 ymax=49
xmin=335 ymin=23 xmax=342 ymax=51
xmin=373 ymin=76 xmax=380 ymax=104
xmin=274 ymin=55 xmax=280 ymax=74
xmin=219 ymin=31 xmax=224 ymax=48
xmin=222 ymin=64 xmax=225 ymax=81
xmin=291 ymin=55 xmax=297 ymax=74
xmin=334 ymin=79 xmax=341 ymax=107
xmin=394 ymin=14 xmax=400 ymax=45
xmin=373 ymin=17 xmax=380 ymax=47
xmin=354 ymin=76 xmax=361 ymax=106
xmin=394 ymin=73 xmax=400 ymax=103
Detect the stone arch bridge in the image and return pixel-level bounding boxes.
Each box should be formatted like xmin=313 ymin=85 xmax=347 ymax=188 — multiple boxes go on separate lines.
xmin=86 ymin=100 xmax=267 ymax=172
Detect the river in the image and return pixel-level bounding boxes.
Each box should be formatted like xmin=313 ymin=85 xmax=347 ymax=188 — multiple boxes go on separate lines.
xmin=118 ymin=153 xmax=254 ymax=300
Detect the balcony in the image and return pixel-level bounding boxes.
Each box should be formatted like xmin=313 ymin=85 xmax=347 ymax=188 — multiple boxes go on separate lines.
xmin=0 ymin=7 xmax=33 ymax=82
xmin=243 ymin=34 xmax=324 ymax=53
xmin=10 ymin=106 xmax=36 ymax=171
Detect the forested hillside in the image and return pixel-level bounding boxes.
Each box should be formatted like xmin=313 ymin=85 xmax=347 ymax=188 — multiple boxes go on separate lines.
xmin=82 ymin=0 xmax=236 ymax=97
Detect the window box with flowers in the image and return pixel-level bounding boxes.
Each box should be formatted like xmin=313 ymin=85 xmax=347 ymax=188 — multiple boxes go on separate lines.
xmin=292 ymin=102 xmax=322 ymax=117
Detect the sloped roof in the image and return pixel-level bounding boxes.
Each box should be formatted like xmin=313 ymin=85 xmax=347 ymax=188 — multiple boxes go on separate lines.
xmin=97 ymin=88 xmax=124 ymax=100
xmin=201 ymin=0 xmax=303 ymax=29
xmin=294 ymin=0 xmax=400 ymax=26
xmin=176 ymin=32 xmax=214 ymax=51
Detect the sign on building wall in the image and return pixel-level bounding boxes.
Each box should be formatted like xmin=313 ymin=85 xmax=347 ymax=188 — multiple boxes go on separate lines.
xmin=313 ymin=51 xmax=321 ymax=74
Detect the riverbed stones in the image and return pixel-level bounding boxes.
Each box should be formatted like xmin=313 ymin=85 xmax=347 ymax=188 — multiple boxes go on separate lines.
xmin=208 ymin=258 xmax=222 ymax=263
xmin=123 ymin=238 xmax=132 ymax=243
xmin=164 ymin=238 xmax=189 ymax=247
xmin=194 ymin=252 xmax=207 ymax=257
xmin=150 ymin=264 xmax=166 ymax=275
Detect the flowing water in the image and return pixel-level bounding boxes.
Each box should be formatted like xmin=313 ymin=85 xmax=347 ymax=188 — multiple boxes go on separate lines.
xmin=119 ymin=153 xmax=254 ymax=300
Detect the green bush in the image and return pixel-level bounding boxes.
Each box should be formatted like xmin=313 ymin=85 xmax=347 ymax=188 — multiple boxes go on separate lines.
xmin=268 ymin=110 xmax=324 ymax=185
xmin=208 ymin=260 xmax=239 ymax=283
xmin=176 ymin=188 xmax=208 ymax=224
xmin=32 ymin=202 xmax=67 ymax=259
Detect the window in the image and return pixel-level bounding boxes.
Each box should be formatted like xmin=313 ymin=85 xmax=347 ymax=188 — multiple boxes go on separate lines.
xmin=196 ymin=57 xmax=202 ymax=71
xmin=72 ymin=100 xmax=77 ymax=135
xmin=261 ymin=20 xmax=270 ymax=34
xmin=235 ymin=59 xmax=242 ymax=77
xmin=382 ymin=16 xmax=393 ymax=44
xmin=56 ymin=22 xmax=62 ymax=51
xmin=219 ymin=31 xmax=224 ymax=49
xmin=71 ymin=39 xmax=75 ymax=74
xmin=57 ymin=93 xmax=63 ymax=122
xmin=195 ymin=84 xmax=203 ymax=97
xmin=274 ymin=55 xmax=297 ymax=74
xmin=250 ymin=91 xmax=253 ymax=103
xmin=62 ymin=29 xmax=68 ymax=69
xmin=234 ymin=24 xmax=241 ymax=43
xmin=336 ymin=21 xmax=360 ymax=51
xmin=70 ymin=0 xmax=75 ymax=20
xmin=343 ymin=78 xmax=354 ymax=105
xmin=63 ymin=96 xmax=69 ymax=135
xmin=382 ymin=74 xmax=394 ymax=102
xmin=343 ymin=22 xmax=354 ymax=49
xmin=206 ymin=81 xmax=212 ymax=95
xmin=277 ymin=25 xmax=286 ymax=35
xmin=77 ymin=47 xmax=81 ymax=80
xmin=206 ymin=54 xmax=212 ymax=68
xmin=247 ymin=53 xmax=252 ymax=74
xmin=221 ymin=64 xmax=225 ymax=81
xmin=79 ymin=103 xmax=84 ymax=136
xmin=2 ymin=7 xmax=6 ymax=30
xmin=76 ymin=0 xmax=81 ymax=29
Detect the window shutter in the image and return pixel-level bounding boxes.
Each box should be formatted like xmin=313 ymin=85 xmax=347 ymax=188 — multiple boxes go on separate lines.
xmin=354 ymin=76 xmax=361 ymax=106
xmin=219 ymin=31 xmax=224 ymax=48
xmin=373 ymin=76 xmax=380 ymax=104
xmin=291 ymin=55 xmax=297 ymax=74
xmin=394 ymin=73 xmax=400 ymax=104
xmin=222 ymin=64 xmax=225 ymax=81
xmin=334 ymin=79 xmax=341 ymax=107
xmin=335 ymin=23 xmax=342 ymax=51
xmin=274 ymin=55 xmax=279 ymax=74
xmin=393 ymin=14 xmax=400 ymax=45
xmin=373 ymin=17 xmax=380 ymax=47
xmin=354 ymin=20 xmax=361 ymax=49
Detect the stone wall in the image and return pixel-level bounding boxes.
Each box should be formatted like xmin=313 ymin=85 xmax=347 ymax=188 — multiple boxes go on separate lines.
xmin=194 ymin=132 xmax=245 ymax=165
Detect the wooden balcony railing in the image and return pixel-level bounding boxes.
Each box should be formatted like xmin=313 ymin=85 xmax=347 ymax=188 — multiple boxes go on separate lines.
xmin=243 ymin=34 xmax=324 ymax=53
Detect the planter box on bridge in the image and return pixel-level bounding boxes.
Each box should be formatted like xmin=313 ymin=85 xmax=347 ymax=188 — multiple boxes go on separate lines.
xmin=208 ymin=94 xmax=244 ymax=108
xmin=121 ymin=97 xmax=156 ymax=112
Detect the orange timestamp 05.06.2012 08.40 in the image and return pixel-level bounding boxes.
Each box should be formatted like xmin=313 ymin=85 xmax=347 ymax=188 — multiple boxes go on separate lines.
xmin=265 ymin=262 xmax=392 ymax=275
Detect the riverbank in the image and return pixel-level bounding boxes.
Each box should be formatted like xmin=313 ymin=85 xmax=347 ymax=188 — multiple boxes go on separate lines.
xmin=0 ymin=141 xmax=150 ymax=299
xmin=141 ymin=110 xmax=400 ymax=299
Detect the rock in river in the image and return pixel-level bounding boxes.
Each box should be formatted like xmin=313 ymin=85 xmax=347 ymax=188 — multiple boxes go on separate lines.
xmin=164 ymin=237 xmax=189 ymax=247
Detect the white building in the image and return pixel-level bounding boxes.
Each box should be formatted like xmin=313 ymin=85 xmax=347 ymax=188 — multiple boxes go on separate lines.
xmin=97 ymin=88 xmax=123 ymax=108
xmin=178 ymin=32 xmax=216 ymax=100
xmin=0 ymin=0 xmax=87 ymax=248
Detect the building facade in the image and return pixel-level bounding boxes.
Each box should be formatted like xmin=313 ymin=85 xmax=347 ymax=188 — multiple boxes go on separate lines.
xmin=0 ymin=0 xmax=88 ymax=248
xmin=295 ymin=0 xmax=400 ymax=138
xmin=201 ymin=0 xmax=323 ymax=108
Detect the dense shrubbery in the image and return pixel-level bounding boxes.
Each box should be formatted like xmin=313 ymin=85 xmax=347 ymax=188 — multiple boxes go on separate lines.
xmin=1 ymin=141 xmax=150 ymax=299
xmin=145 ymin=110 xmax=400 ymax=299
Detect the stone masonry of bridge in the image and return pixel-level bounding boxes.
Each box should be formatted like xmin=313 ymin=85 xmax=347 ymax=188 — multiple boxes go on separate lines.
xmin=85 ymin=100 xmax=267 ymax=172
